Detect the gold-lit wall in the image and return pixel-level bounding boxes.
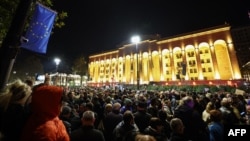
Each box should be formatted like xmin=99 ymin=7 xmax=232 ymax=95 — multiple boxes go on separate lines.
xmin=88 ymin=24 xmax=242 ymax=85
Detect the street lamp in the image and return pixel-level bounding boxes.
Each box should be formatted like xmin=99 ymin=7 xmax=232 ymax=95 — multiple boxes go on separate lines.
xmin=54 ymin=58 xmax=61 ymax=73
xmin=131 ymin=35 xmax=141 ymax=90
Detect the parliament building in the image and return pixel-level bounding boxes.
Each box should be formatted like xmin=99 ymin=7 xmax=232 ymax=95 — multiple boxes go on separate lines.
xmin=88 ymin=24 xmax=244 ymax=87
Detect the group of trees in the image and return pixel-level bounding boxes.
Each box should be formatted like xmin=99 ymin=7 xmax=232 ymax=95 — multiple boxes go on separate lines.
xmin=0 ymin=0 xmax=67 ymax=43
xmin=0 ymin=0 xmax=69 ymax=83
xmin=8 ymin=54 xmax=88 ymax=84
xmin=9 ymin=55 xmax=44 ymax=82
xmin=71 ymin=55 xmax=89 ymax=84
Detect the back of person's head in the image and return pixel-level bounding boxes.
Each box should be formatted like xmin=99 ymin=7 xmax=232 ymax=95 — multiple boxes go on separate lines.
xmin=105 ymin=103 xmax=112 ymax=112
xmin=82 ymin=110 xmax=95 ymax=120
xmin=0 ymin=79 xmax=32 ymax=111
xmin=135 ymin=134 xmax=156 ymax=141
xmin=85 ymin=102 xmax=94 ymax=110
xmin=149 ymin=117 xmax=163 ymax=129
xmin=112 ymin=102 xmax=121 ymax=112
xmin=205 ymin=101 xmax=215 ymax=112
xmin=9 ymin=79 xmax=32 ymax=101
xmin=150 ymin=97 xmax=159 ymax=106
xmin=209 ymin=109 xmax=222 ymax=122
xmin=137 ymin=100 xmax=147 ymax=109
xmin=170 ymin=118 xmax=184 ymax=134
xmin=221 ymin=97 xmax=230 ymax=107
xmin=123 ymin=110 xmax=134 ymax=124
xmin=60 ymin=105 xmax=72 ymax=117
xmin=82 ymin=110 xmax=95 ymax=125
xmin=124 ymin=98 xmax=132 ymax=106
xmin=182 ymin=96 xmax=194 ymax=108
xmin=158 ymin=109 xmax=167 ymax=120
xmin=31 ymin=85 xmax=63 ymax=117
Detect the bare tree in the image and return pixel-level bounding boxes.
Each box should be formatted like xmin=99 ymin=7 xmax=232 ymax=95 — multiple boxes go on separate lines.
xmin=71 ymin=55 xmax=88 ymax=85
xmin=9 ymin=55 xmax=44 ymax=82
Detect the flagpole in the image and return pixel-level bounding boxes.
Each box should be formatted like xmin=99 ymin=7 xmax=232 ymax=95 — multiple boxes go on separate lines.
xmin=0 ymin=0 xmax=35 ymax=91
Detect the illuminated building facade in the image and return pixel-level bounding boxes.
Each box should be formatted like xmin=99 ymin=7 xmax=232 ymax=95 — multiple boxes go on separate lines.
xmin=88 ymin=24 xmax=242 ymax=86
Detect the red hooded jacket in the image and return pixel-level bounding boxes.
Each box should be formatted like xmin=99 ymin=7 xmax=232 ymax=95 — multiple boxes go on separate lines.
xmin=21 ymin=85 xmax=70 ymax=141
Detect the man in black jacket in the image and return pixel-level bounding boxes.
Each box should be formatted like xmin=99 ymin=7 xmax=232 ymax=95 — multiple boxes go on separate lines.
xmin=174 ymin=96 xmax=209 ymax=141
xmin=103 ymin=102 xmax=123 ymax=141
xmin=70 ymin=110 xmax=105 ymax=141
xmin=113 ymin=110 xmax=140 ymax=141
xmin=133 ymin=100 xmax=152 ymax=133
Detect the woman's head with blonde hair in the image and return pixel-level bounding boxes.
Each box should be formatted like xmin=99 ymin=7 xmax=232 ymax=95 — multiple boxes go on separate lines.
xmin=0 ymin=79 xmax=32 ymax=111
xmin=135 ymin=134 xmax=156 ymax=141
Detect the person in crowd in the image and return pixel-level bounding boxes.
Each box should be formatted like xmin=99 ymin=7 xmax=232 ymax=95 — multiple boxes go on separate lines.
xmin=0 ymin=79 xmax=32 ymax=141
xmin=202 ymin=101 xmax=216 ymax=124
xmin=20 ymin=84 xmax=70 ymax=141
xmin=97 ymin=103 xmax=112 ymax=132
xmin=230 ymin=95 xmax=245 ymax=124
xmin=70 ymin=110 xmax=105 ymax=141
xmin=59 ymin=105 xmax=73 ymax=135
xmin=236 ymin=94 xmax=247 ymax=116
xmin=84 ymin=101 xmax=100 ymax=128
xmin=158 ymin=109 xmax=172 ymax=139
xmin=78 ymin=102 xmax=87 ymax=119
xmin=174 ymin=95 xmax=209 ymax=141
xmin=68 ymin=103 xmax=82 ymax=131
xmin=162 ymin=99 xmax=174 ymax=122
xmin=113 ymin=110 xmax=139 ymax=141
xmin=170 ymin=95 xmax=177 ymax=114
xmin=208 ymin=109 xmax=224 ymax=141
xmin=135 ymin=134 xmax=157 ymax=141
xmin=148 ymin=97 xmax=161 ymax=117
xmin=92 ymin=95 xmax=104 ymax=129
xmin=134 ymin=100 xmax=152 ymax=134
xmin=103 ymin=102 xmax=123 ymax=141
xmin=219 ymin=97 xmax=239 ymax=126
xmin=104 ymin=103 xmax=113 ymax=116
xmin=245 ymin=105 xmax=250 ymax=125
xmin=144 ymin=117 xmax=168 ymax=141
xmin=169 ymin=118 xmax=188 ymax=141
xmin=65 ymin=91 xmax=77 ymax=108
xmin=120 ymin=98 xmax=134 ymax=114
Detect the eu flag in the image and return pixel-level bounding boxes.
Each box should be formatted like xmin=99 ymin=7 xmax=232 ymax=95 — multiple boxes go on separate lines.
xmin=21 ymin=3 xmax=57 ymax=54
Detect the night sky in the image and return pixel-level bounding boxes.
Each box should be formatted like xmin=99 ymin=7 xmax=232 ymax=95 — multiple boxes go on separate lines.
xmin=18 ymin=0 xmax=250 ymax=72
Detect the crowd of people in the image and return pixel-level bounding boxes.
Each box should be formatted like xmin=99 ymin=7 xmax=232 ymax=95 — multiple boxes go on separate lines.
xmin=0 ymin=77 xmax=250 ymax=141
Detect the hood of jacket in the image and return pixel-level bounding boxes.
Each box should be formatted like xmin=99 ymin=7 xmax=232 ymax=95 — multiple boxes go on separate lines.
xmin=31 ymin=85 xmax=63 ymax=119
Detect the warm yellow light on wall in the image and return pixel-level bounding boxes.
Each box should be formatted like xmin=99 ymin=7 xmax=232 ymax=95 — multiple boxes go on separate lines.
xmin=234 ymin=73 xmax=241 ymax=79
xmin=160 ymin=76 xmax=164 ymax=81
xmin=215 ymin=71 xmax=220 ymax=79
xmin=149 ymin=76 xmax=153 ymax=81
xmin=199 ymin=73 xmax=204 ymax=80
xmin=87 ymin=25 xmax=242 ymax=86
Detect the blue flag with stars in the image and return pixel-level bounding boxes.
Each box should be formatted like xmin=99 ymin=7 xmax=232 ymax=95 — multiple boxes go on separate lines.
xmin=21 ymin=3 xmax=57 ymax=54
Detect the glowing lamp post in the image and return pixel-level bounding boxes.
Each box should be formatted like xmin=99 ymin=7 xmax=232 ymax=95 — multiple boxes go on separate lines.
xmin=131 ymin=35 xmax=141 ymax=90
xmin=54 ymin=58 xmax=61 ymax=73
